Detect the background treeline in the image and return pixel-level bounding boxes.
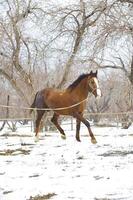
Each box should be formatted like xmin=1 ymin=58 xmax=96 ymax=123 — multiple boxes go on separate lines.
xmin=0 ymin=0 xmax=133 ymax=126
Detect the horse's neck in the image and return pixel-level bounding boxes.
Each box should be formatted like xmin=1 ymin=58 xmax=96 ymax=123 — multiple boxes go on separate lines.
xmin=71 ymin=79 xmax=89 ymax=100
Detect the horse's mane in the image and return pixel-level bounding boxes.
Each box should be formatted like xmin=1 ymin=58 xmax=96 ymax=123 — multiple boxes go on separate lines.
xmin=67 ymin=73 xmax=89 ymax=91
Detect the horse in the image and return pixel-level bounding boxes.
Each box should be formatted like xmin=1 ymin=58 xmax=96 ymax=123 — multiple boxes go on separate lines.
xmin=30 ymin=70 xmax=102 ymax=144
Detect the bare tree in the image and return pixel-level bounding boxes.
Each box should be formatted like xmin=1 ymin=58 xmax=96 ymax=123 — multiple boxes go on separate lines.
xmin=0 ymin=0 xmax=47 ymax=105
xmin=89 ymin=0 xmax=133 ymax=85
xmin=37 ymin=0 xmax=107 ymax=88
xmin=0 ymin=0 xmax=133 ymax=124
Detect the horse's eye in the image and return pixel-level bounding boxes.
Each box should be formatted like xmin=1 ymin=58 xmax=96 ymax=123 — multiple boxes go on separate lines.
xmin=90 ymin=80 xmax=94 ymax=84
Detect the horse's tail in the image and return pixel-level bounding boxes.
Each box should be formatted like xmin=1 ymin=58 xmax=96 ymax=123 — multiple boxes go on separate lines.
xmin=30 ymin=92 xmax=38 ymax=114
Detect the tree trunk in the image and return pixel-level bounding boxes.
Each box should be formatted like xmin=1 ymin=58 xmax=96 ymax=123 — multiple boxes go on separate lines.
xmin=57 ymin=27 xmax=85 ymax=88
xmin=130 ymin=55 xmax=133 ymax=85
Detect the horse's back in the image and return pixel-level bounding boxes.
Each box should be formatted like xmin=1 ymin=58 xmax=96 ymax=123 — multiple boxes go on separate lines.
xmin=42 ymin=88 xmax=69 ymax=107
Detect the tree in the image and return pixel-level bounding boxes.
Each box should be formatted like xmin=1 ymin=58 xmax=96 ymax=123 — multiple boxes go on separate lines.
xmin=88 ymin=0 xmax=133 ymax=86
xmin=0 ymin=0 xmax=132 ymax=124
xmin=0 ymin=0 xmax=47 ymax=105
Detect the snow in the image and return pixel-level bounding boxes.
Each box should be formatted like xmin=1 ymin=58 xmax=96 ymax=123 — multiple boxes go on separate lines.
xmin=0 ymin=123 xmax=133 ymax=200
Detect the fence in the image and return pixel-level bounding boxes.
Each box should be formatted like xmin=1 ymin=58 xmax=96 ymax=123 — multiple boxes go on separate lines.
xmin=0 ymin=110 xmax=133 ymax=133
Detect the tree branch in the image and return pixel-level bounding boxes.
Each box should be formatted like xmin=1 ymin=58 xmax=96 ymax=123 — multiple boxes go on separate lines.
xmin=0 ymin=68 xmax=29 ymax=105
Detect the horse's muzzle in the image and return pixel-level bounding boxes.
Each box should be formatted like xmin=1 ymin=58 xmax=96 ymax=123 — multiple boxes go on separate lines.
xmin=96 ymin=88 xmax=102 ymax=98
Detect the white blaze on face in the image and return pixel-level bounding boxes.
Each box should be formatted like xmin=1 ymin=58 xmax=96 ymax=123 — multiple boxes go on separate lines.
xmin=93 ymin=78 xmax=102 ymax=97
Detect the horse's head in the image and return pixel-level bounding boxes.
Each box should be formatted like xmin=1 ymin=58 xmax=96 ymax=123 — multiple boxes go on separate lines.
xmin=88 ymin=70 xmax=102 ymax=98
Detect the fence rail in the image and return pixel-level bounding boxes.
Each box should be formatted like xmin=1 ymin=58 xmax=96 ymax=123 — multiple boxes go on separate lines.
xmin=0 ymin=113 xmax=132 ymax=133
xmin=0 ymin=102 xmax=133 ymax=132
xmin=0 ymin=104 xmax=133 ymax=116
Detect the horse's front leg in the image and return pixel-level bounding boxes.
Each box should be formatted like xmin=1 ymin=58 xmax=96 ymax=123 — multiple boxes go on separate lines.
xmin=51 ymin=113 xmax=66 ymax=139
xmin=74 ymin=112 xmax=97 ymax=144
xmin=76 ymin=118 xmax=81 ymax=142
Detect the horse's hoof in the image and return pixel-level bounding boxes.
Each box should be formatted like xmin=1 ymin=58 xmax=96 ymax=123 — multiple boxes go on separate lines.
xmin=76 ymin=137 xmax=81 ymax=142
xmin=61 ymin=134 xmax=66 ymax=140
xmin=91 ymin=138 xmax=97 ymax=144
xmin=34 ymin=136 xmax=39 ymax=143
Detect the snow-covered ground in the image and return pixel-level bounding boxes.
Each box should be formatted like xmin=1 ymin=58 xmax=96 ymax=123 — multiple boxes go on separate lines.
xmin=0 ymin=122 xmax=133 ymax=200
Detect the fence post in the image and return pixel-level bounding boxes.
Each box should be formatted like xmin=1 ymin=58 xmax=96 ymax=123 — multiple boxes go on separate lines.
xmin=31 ymin=120 xmax=33 ymax=132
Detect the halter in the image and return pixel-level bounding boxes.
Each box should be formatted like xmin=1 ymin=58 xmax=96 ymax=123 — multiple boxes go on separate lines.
xmin=88 ymin=77 xmax=101 ymax=97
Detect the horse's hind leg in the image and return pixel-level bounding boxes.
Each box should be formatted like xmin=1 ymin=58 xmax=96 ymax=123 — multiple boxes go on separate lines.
xmin=76 ymin=118 xmax=81 ymax=142
xmin=51 ymin=113 xmax=66 ymax=139
xmin=35 ymin=110 xmax=45 ymax=141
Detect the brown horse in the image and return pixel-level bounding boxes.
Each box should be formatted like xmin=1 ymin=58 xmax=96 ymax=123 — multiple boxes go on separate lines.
xmin=30 ymin=70 xmax=102 ymax=143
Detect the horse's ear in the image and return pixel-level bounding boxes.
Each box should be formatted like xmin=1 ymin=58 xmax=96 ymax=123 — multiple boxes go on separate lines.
xmin=90 ymin=70 xmax=93 ymax=75
xmin=95 ymin=70 xmax=98 ymax=76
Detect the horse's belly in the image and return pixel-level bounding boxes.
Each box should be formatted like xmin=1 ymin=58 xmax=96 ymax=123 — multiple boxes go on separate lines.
xmin=54 ymin=104 xmax=84 ymax=116
xmin=54 ymin=108 xmax=71 ymax=115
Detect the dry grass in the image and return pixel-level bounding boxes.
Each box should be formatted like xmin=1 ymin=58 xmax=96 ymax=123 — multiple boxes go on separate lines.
xmin=0 ymin=148 xmax=30 ymax=156
xmin=28 ymin=193 xmax=56 ymax=200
